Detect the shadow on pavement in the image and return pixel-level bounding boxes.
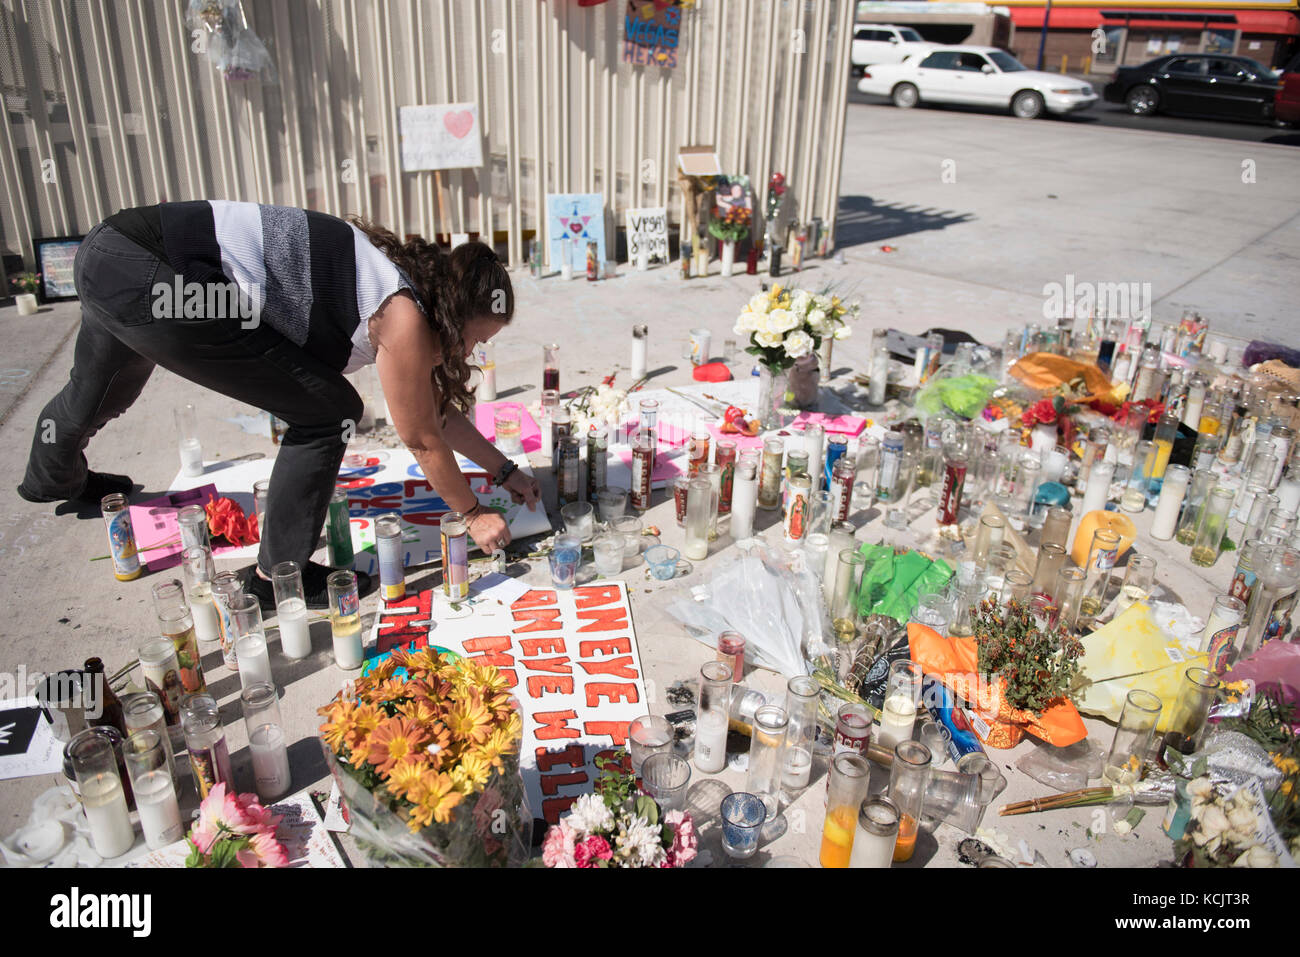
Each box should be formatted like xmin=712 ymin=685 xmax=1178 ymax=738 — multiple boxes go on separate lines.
xmin=834 ymin=195 xmax=976 ymax=249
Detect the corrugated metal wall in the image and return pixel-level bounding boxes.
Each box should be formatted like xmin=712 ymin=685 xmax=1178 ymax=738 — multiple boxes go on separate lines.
xmin=0 ymin=0 xmax=852 ymax=268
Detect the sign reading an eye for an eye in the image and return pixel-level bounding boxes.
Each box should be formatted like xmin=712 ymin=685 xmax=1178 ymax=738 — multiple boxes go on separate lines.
xmin=623 ymin=1 xmax=684 ymax=68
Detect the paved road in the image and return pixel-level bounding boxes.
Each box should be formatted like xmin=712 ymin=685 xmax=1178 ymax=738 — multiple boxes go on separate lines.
xmin=848 ymin=82 xmax=1300 ymax=146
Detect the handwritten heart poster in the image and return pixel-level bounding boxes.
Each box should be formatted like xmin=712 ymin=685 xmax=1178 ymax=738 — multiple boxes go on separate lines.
xmin=399 ymin=103 xmax=484 ymax=171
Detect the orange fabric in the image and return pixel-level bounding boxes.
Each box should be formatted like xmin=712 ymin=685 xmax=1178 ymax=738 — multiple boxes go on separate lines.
xmin=1010 ymin=352 xmax=1122 ymax=406
xmin=908 ymin=623 xmax=1088 ymax=749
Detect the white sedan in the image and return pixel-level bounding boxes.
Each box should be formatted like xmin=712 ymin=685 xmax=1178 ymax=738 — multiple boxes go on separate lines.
xmin=857 ymin=46 xmax=1098 ymax=119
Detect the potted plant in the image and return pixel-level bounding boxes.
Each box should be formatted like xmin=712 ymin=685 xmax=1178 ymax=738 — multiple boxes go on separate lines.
xmin=10 ymin=272 xmax=40 ymax=315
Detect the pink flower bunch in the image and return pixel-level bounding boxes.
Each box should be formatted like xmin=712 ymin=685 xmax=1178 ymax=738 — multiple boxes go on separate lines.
xmin=541 ymin=790 xmax=697 ymax=869
xmin=661 ymin=809 xmax=698 ymax=868
xmin=186 ymin=783 xmax=289 ymax=868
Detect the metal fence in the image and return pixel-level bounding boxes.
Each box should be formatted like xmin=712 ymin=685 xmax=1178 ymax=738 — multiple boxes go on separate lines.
xmin=0 ymin=0 xmax=852 ymax=269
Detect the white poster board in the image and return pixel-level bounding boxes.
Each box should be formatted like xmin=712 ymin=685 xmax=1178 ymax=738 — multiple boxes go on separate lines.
xmin=624 ymin=207 xmax=669 ymax=264
xmin=399 ymin=103 xmax=484 ymax=171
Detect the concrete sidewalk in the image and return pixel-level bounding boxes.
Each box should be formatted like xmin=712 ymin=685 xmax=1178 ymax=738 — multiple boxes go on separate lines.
xmin=0 ymin=106 xmax=1295 ymax=866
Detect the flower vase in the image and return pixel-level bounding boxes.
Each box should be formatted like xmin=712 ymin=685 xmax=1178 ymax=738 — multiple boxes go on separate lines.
xmin=758 ymin=365 xmax=792 ymax=430
xmin=720 ymin=240 xmax=735 ymax=277
xmin=789 ymin=354 xmax=820 ymax=409
xmin=15 ymin=293 xmax=38 ymax=316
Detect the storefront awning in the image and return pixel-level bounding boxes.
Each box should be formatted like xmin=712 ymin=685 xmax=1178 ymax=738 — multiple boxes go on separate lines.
xmin=1006 ymin=6 xmax=1300 ymax=32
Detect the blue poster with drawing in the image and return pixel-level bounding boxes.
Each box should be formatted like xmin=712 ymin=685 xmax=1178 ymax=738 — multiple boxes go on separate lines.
xmin=546 ymin=193 xmax=606 ymax=271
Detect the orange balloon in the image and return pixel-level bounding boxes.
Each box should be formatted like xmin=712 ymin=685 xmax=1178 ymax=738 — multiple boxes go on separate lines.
xmin=1070 ymin=510 xmax=1137 ymax=567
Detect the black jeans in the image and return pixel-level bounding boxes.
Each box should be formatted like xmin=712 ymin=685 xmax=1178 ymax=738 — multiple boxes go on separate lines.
xmin=21 ymin=222 xmax=361 ymax=574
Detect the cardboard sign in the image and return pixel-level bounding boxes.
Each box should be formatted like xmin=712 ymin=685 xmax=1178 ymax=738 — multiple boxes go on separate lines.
xmin=367 ymin=581 xmax=647 ymax=826
xmin=399 ymin=103 xmax=484 ymax=171
xmin=625 ymin=206 xmax=669 ymax=264
xmin=547 ymin=193 xmax=606 ymax=269
xmin=623 ymin=0 xmax=683 ymax=67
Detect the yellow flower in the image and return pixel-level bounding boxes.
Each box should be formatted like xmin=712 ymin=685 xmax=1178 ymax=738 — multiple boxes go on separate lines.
xmin=396 ymin=697 xmax=439 ymax=726
xmin=407 ymin=771 xmax=463 ymax=830
xmin=452 ymin=751 xmax=493 ymax=793
xmin=318 ymin=699 xmax=356 ymax=754
xmin=370 ymin=657 xmax=399 ymax=682
xmin=385 ymin=756 xmax=431 ymax=799
xmin=346 ymin=703 xmax=384 ymax=752
xmin=446 ymin=692 xmax=494 ymax=746
xmin=366 ymin=716 xmax=431 ymax=776
xmin=1271 ymin=754 xmax=1299 ymax=775
xmin=362 ymin=677 xmax=412 ymax=707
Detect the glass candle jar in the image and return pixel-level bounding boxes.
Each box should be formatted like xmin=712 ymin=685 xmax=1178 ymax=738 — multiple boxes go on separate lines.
xmin=137 ymin=638 xmax=183 ymax=731
xmin=972 ymin=513 xmax=1006 ymax=569
xmin=121 ymin=692 xmax=176 ymax=781
xmin=1201 ymin=593 xmax=1247 ymax=674
xmin=181 ymin=693 xmax=234 ymax=801
xmin=1116 ymin=554 xmax=1157 ymax=614
xmin=71 ymin=731 xmax=136 ymax=858
xmin=889 ymin=740 xmax=933 ymax=863
xmin=592 ymin=533 xmax=624 ymax=577
xmin=693 ymin=660 xmax=733 ymax=773
xmin=700 ymin=462 xmax=724 ymax=540
xmin=272 ymin=561 xmax=313 ymax=659
xmin=640 ymin=752 xmax=691 ymax=812
xmin=1122 ymin=440 xmax=1157 ymax=512
xmin=876 ymin=660 xmax=922 ymax=752
xmin=1080 ymin=458 xmax=1115 ymax=516
xmin=731 ymin=454 xmax=760 ymax=539
xmin=1150 ymin=464 xmax=1190 ymax=541
xmin=627 ymin=715 xmax=673 ymax=773
xmin=758 ymin=437 xmax=785 ymax=510
xmin=1030 ymin=543 xmax=1067 ymax=606
xmin=1191 ymin=487 xmax=1236 ymax=568
xmin=820 ymin=753 xmax=871 ymax=868
xmin=231 ymin=594 xmax=272 ymax=690
xmin=123 ymin=728 xmax=183 ymax=850
xmin=721 ymin=792 xmax=766 ymax=860
xmin=1001 ymin=569 xmax=1033 ymax=608
xmin=1175 ymin=468 xmax=1217 ymax=546
xmin=782 ymin=675 xmax=820 ymax=801
xmin=1161 ymin=667 xmax=1220 ymax=760
xmin=327 ymin=569 xmax=363 ymax=670
xmin=1039 ymin=507 xmax=1072 ymax=553
xmin=561 ymin=501 xmax=595 ymax=543
xmin=850 ymin=796 xmax=901 ymax=869
xmin=242 ymin=681 xmax=291 ymax=802
xmin=746 ymin=705 xmax=790 ymax=821
xmin=596 ymin=486 xmax=629 ymax=524
xmin=1054 ymin=566 xmax=1087 ymax=632
xmin=153 ymin=579 xmax=205 ymax=694
xmin=683 ymin=477 xmax=713 ymax=561
xmin=180 ymin=545 xmax=221 ymax=648
xmin=1103 ymin=689 xmax=1162 ymax=787
xmin=210 ymin=570 xmax=243 ymax=669
xmin=548 ymin=533 xmax=582 ymax=589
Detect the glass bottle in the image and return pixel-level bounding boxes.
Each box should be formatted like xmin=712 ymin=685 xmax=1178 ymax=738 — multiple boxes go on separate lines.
xmin=889 ymin=740 xmax=932 ymax=863
xmin=70 ymin=730 xmax=136 ymax=858
xmin=1078 ymin=528 xmax=1122 ymax=629
xmin=746 ymin=705 xmax=789 ymax=822
xmin=1190 ymin=487 xmax=1235 ymax=568
xmin=152 ymin=579 xmax=206 ymax=695
xmin=1175 ymin=469 xmax=1217 ymax=546
xmin=242 ymin=681 xmax=291 ymax=803
xmin=782 ymin=675 xmax=819 ymax=802
xmin=1121 ymin=440 xmax=1156 ymax=512
xmin=123 ymin=728 xmax=183 ymax=850
xmin=820 ymin=753 xmax=871 ymax=868
xmin=83 ymin=657 xmax=126 ymax=736
xmin=693 ymin=661 xmax=732 ymax=773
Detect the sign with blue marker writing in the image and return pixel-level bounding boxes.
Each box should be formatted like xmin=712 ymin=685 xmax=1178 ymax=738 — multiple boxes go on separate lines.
xmin=623 ymin=0 xmax=684 ymax=68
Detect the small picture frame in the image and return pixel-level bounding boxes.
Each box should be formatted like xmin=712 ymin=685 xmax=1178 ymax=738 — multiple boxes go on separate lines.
xmin=33 ymin=235 xmax=84 ymax=301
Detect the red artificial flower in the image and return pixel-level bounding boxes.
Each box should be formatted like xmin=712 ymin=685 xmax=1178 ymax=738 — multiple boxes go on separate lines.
xmin=768 ymin=172 xmax=786 ymax=196
xmin=1022 ymin=398 xmax=1059 ymax=428
xmin=205 ymin=495 xmax=260 ymax=547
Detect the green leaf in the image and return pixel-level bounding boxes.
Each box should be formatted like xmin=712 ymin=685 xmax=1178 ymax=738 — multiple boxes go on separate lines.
xmin=635 ymin=795 xmax=659 ymax=827
xmin=1191 ymin=756 xmax=1208 ymax=779
xmin=1124 ymin=807 xmax=1145 ymax=829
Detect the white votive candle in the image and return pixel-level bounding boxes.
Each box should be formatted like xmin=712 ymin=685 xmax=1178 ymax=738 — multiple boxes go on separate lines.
xmin=81 ymin=774 xmax=136 ymax=859
xmin=1150 ymin=465 xmax=1190 ymax=540
xmin=134 ymin=769 xmax=184 ymax=849
xmin=235 ymin=634 xmax=273 ymax=689
xmin=1081 ymin=459 xmax=1115 ymax=515
xmin=276 ymin=598 xmax=313 ymax=659
xmin=874 ymin=693 xmax=918 ymax=751
xmin=249 ymin=723 xmax=292 ymax=802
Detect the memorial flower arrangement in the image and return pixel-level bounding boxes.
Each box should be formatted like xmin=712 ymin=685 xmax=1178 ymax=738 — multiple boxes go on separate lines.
xmin=707 ymin=201 xmax=751 ymax=243
xmin=317 ymin=647 xmax=531 ymax=867
xmin=542 ymin=751 xmax=698 ymax=868
xmin=566 ymin=382 xmax=630 ymax=437
xmin=733 ymin=284 xmax=858 ymax=374
xmin=184 ymin=782 xmax=288 ymax=868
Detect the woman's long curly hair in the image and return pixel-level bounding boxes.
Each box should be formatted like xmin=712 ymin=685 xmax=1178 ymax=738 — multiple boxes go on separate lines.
xmin=350 ymin=217 xmax=514 ymax=415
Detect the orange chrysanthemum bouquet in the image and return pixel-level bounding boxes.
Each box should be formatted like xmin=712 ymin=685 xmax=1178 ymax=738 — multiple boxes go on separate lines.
xmin=318 ymin=647 xmax=531 ymax=867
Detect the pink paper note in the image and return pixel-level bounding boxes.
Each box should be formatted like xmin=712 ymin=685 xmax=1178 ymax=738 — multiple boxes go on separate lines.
xmin=616 ymin=449 xmax=685 ymax=484
xmin=475 ymin=401 xmax=542 ymax=454
xmin=790 ymin=412 xmax=869 ymax=436
xmin=625 ymin=417 xmax=692 ymax=448
xmin=130 ymin=485 xmax=242 ymax=571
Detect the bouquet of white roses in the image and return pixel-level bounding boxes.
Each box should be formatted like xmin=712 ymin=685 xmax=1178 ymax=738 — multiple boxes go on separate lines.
xmin=733 ymin=284 xmax=859 ymax=373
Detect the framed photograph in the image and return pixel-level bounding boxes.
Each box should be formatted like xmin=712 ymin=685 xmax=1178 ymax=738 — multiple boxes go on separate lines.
xmin=33 ymin=235 xmax=83 ymax=301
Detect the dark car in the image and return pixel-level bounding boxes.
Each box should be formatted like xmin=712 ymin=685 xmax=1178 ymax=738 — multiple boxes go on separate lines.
xmin=1103 ymin=54 xmax=1280 ymax=122
xmin=1276 ymin=52 xmax=1300 ymax=125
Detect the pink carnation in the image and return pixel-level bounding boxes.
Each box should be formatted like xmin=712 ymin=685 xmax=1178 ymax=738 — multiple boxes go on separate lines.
xmin=663 ymin=810 xmax=698 ymax=868
xmin=574 ymin=835 xmax=613 ymax=868
xmin=542 ymin=819 xmax=578 ymax=868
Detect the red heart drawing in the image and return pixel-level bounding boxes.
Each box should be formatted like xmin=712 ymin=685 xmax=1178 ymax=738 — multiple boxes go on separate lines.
xmin=443 ymin=109 xmax=474 ymax=139
xmin=569 ymin=222 xmax=583 ymax=235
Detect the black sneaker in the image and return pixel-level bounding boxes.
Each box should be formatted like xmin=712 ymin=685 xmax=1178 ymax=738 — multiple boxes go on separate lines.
xmin=237 ymin=564 xmax=277 ymax=614
xmin=17 ymin=470 xmax=134 ymax=505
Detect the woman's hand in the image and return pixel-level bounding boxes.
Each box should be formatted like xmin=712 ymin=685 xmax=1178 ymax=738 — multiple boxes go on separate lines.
xmin=503 ymin=470 xmax=541 ymax=510
xmin=467 ymin=507 xmax=511 ymax=552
